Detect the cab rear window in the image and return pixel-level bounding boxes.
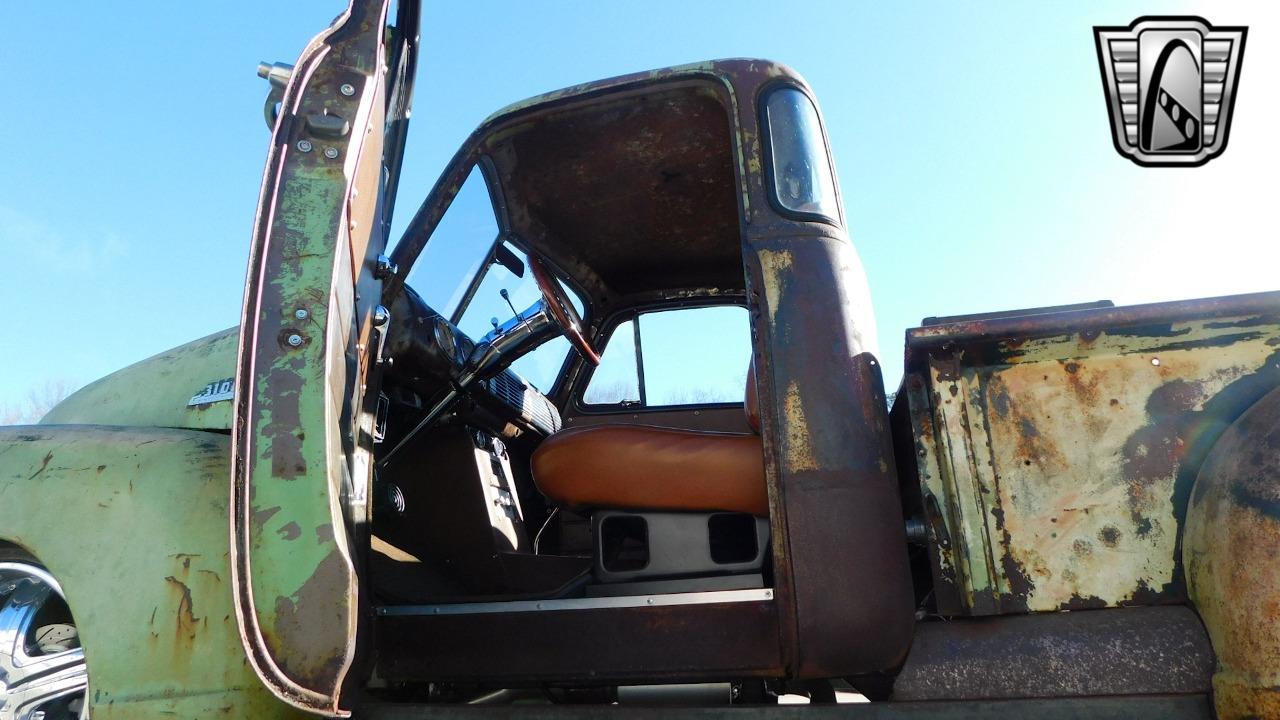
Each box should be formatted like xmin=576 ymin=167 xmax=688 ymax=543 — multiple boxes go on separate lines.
xmin=763 ymin=86 xmax=839 ymax=223
xmin=583 ymin=305 xmax=750 ymax=407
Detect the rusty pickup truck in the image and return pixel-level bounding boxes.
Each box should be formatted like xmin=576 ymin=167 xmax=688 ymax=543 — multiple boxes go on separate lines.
xmin=1 ymin=1 xmax=1276 ymax=718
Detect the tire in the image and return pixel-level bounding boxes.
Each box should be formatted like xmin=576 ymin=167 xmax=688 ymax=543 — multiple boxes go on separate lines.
xmin=0 ymin=547 xmax=88 ymax=720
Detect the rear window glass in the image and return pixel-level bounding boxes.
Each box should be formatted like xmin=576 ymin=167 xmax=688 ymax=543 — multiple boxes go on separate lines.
xmin=583 ymin=305 xmax=750 ymax=407
xmin=764 ymin=87 xmax=839 ymax=223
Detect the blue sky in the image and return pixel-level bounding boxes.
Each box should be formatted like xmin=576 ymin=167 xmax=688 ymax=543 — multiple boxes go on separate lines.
xmin=1 ymin=1 xmax=1276 ymax=414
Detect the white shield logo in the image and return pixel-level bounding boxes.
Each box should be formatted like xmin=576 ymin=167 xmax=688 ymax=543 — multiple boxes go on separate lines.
xmin=1095 ymin=17 xmax=1247 ymax=166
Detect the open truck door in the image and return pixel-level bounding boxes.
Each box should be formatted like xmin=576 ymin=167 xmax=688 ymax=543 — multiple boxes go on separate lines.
xmin=230 ymin=0 xmax=417 ymax=714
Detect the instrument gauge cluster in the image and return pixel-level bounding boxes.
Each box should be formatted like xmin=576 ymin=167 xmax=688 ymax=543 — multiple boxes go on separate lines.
xmin=432 ymin=316 xmax=469 ymax=367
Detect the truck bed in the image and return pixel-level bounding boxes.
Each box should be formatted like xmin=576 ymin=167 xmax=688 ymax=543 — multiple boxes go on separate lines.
xmin=896 ymin=290 xmax=1280 ymax=615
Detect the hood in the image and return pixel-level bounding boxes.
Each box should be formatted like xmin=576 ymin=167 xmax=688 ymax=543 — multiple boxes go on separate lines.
xmin=41 ymin=327 xmax=239 ymax=431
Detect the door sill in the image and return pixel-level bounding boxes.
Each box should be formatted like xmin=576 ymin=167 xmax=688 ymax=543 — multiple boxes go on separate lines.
xmin=377 ymin=587 xmax=774 ymax=616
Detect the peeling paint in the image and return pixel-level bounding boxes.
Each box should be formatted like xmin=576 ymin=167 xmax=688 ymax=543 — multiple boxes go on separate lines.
xmin=904 ymin=297 xmax=1280 ymax=614
xmin=781 ymin=380 xmax=818 ymax=472
xmin=0 ymin=425 xmax=298 ymax=716
xmin=757 ymin=248 xmax=793 ymax=326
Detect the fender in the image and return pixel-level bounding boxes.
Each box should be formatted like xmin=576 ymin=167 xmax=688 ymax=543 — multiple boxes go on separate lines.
xmin=1185 ymin=385 xmax=1280 ymax=720
xmin=0 ymin=425 xmax=304 ymax=719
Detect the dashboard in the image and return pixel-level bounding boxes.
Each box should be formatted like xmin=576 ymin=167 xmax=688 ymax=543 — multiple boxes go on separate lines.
xmin=384 ymin=285 xmax=561 ymax=438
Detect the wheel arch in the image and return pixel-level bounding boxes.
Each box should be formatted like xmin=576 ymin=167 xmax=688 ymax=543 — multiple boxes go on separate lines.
xmin=1185 ymin=385 xmax=1280 ymax=719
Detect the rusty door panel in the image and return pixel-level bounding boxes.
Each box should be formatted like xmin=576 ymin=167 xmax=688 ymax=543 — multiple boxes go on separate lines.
xmin=903 ymin=292 xmax=1280 ymax=615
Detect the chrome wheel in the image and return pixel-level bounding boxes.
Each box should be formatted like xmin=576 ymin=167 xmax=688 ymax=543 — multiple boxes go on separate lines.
xmin=0 ymin=562 xmax=87 ymax=720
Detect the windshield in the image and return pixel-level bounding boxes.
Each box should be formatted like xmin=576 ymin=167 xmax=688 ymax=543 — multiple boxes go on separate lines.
xmin=402 ymin=163 xmax=584 ymax=392
xmin=458 ymin=240 xmax=582 ymax=391
xmin=402 ymin=165 xmax=497 ymax=317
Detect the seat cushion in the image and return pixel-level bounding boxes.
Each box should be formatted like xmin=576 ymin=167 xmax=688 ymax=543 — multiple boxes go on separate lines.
xmin=532 ymin=425 xmax=768 ymax=516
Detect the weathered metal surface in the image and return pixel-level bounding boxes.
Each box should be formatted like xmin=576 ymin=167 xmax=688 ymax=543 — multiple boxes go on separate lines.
xmin=0 ymin=426 xmax=305 ymax=718
xmin=231 ymin=0 xmax=396 ymax=714
xmin=746 ymin=237 xmax=914 ymax=677
xmin=495 ymin=84 xmax=740 ymax=298
xmin=359 ymin=696 xmax=1213 ymax=719
xmin=903 ymin=292 xmax=1280 ymax=614
xmin=892 ymin=606 xmax=1214 ymax=701
xmin=1185 ymin=385 xmax=1280 ymax=719
xmin=389 ymin=59 xmax=792 ymax=320
xmin=41 ymin=327 xmax=238 ymax=431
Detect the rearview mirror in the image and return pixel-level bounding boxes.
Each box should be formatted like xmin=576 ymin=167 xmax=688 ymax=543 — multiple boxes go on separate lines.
xmin=493 ymin=241 xmax=525 ymax=278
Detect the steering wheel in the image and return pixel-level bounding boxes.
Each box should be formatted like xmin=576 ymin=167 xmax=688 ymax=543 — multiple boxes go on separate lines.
xmin=528 ymin=255 xmax=600 ymax=366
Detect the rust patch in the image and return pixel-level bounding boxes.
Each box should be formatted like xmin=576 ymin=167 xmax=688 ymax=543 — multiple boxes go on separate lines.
xmin=781 ymin=380 xmax=818 ymax=472
xmin=907 ymin=295 xmax=1280 ymax=615
xmin=1058 ymin=594 xmax=1108 ymax=611
xmin=265 ymin=548 xmax=351 ymax=690
xmin=170 ymin=553 xmax=200 ymax=570
xmin=990 ymin=505 xmax=1033 ymax=610
xmin=990 ymin=385 xmax=1011 ymax=417
xmin=1185 ymin=386 xmax=1280 ymax=719
xmin=270 ymin=441 xmax=308 ymax=479
xmin=27 ymin=451 xmax=53 ymax=480
xmin=164 ymin=575 xmax=201 ymax=644
xmin=252 ymin=505 xmax=283 ymax=527
xmin=1061 ymin=360 xmax=1101 ymax=405
xmin=1010 ymin=409 xmax=1066 ymax=471
xmin=315 ymin=523 xmax=335 ymax=544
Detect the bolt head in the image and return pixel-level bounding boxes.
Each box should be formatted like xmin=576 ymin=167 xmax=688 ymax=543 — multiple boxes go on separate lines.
xmin=287 ymin=334 xmax=304 ymax=347
xmin=324 ymin=146 xmax=339 ymax=159
xmin=294 ymin=309 xmax=309 ymax=320
xmin=340 ymin=83 xmax=356 ymax=96
xmin=296 ymin=140 xmax=313 ymax=152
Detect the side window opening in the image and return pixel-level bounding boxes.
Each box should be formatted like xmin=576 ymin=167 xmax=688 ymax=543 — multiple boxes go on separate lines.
xmin=582 ymin=305 xmax=750 ymax=408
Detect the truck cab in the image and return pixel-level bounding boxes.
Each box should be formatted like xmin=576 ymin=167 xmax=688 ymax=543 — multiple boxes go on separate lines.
xmin=227 ymin=10 xmax=912 ymax=708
